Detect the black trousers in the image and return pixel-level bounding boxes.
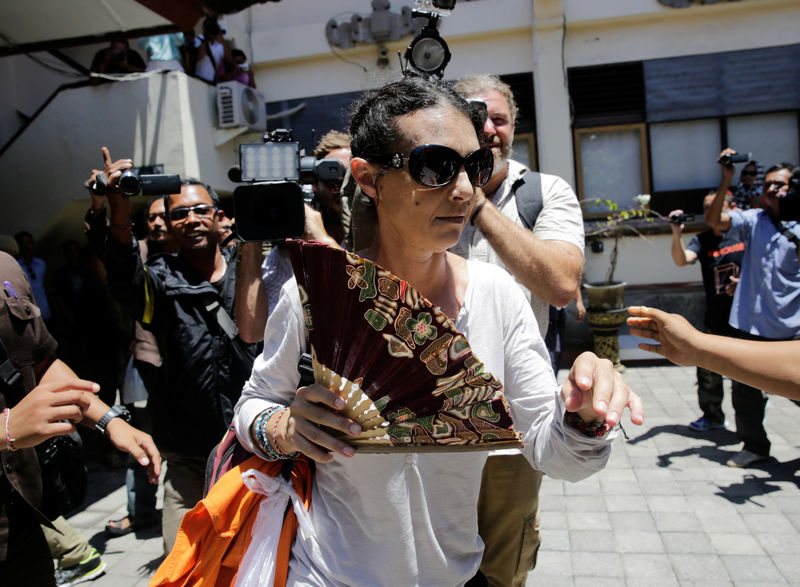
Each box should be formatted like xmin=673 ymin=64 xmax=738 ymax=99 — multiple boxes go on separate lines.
xmin=0 ymin=495 xmax=56 ymax=587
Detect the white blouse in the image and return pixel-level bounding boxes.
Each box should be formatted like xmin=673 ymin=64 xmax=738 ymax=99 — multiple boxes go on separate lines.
xmin=234 ymin=259 xmax=617 ymax=586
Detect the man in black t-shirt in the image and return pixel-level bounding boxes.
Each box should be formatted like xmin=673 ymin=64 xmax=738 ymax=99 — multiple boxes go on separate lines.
xmin=669 ymin=192 xmax=746 ymax=431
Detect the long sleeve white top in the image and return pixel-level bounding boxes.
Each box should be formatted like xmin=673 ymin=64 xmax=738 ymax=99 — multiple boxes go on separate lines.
xmin=234 ymin=259 xmax=617 ymax=586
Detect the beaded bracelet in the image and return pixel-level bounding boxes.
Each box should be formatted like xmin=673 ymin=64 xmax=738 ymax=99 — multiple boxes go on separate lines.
xmin=254 ymin=406 xmax=283 ymax=461
xmin=3 ymin=408 xmax=18 ymax=451
xmin=564 ymin=411 xmax=612 ymax=438
xmin=269 ymin=408 xmax=297 ymax=459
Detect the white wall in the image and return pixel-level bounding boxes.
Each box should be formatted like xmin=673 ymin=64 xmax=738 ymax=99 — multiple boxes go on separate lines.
xmin=0 ymin=72 xmax=240 ymax=236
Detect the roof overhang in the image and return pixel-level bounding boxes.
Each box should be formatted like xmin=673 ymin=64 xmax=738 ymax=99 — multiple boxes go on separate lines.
xmin=0 ymin=0 xmax=279 ymax=58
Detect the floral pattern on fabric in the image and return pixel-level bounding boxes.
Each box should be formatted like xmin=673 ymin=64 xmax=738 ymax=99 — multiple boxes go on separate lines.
xmin=286 ymin=239 xmax=520 ymax=451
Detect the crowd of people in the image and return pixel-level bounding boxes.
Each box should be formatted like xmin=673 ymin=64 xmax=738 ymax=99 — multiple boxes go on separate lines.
xmin=90 ymin=16 xmax=256 ymax=88
xmin=0 ymin=68 xmax=797 ymax=587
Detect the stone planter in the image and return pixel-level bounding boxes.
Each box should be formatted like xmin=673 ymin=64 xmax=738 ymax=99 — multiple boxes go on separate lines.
xmin=582 ymin=281 xmax=627 ymax=372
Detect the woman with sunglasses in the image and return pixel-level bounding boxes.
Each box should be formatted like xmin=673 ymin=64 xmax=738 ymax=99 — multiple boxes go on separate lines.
xmin=234 ymin=76 xmax=643 ymax=585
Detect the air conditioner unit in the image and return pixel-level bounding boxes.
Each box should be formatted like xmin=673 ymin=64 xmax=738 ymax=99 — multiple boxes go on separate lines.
xmin=216 ymin=81 xmax=265 ymax=132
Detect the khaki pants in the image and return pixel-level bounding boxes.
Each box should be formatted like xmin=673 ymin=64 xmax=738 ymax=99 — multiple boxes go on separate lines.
xmin=42 ymin=515 xmax=94 ymax=568
xmin=477 ymin=454 xmax=543 ymax=587
xmin=161 ymin=453 xmax=206 ymax=554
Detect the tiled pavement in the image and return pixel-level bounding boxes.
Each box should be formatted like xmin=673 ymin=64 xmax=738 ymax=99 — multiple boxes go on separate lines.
xmin=62 ymin=364 xmax=800 ymax=586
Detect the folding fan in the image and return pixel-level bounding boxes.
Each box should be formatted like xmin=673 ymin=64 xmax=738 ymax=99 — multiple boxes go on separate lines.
xmin=286 ymin=239 xmax=522 ymax=453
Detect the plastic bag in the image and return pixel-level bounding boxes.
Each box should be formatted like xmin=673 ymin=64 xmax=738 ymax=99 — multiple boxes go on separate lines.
xmin=234 ymin=468 xmax=314 ymax=587
xmin=121 ymin=356 xmax=148 ymax=404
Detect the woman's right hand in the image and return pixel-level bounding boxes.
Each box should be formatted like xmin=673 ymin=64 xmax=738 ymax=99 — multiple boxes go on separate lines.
xmin=275 ymin=384 xmax=362 ymax=463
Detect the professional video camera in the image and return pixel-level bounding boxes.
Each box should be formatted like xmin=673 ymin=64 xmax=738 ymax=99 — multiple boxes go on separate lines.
xmin=231 ymin=129 xmax=347 ymax=242
xmin=90 ymin=165 xmax=181 ymax=197
xmin=778 ymin=166 xmax=800 ymax=222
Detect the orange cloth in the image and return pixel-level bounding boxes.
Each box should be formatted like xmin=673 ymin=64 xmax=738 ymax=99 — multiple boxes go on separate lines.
xmin=151 ymin=455 xmax=313 ymax=587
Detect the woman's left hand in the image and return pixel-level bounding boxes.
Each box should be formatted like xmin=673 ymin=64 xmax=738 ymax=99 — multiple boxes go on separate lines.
xmin=560 ymin=352 xmax=644 ymax=428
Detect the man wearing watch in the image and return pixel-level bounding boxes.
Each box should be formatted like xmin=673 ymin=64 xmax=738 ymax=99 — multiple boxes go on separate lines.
xmin=0 ymin=250 xmax=161 ymax=586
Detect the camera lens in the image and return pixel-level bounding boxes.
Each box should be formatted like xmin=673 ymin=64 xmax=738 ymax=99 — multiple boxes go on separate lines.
xmin=119 ymin=169 xmax=141 ymax=197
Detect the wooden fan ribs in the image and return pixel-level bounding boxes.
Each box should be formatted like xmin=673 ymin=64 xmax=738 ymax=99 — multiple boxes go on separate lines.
xmin=287 ymin=240 xmax=522 ymax=453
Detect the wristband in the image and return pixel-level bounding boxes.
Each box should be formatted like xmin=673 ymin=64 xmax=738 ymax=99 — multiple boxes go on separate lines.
xmin=255 ymin=406 xmax=283 ymax=461
xmin=470 ymin=201 xmax=486 ymax=225
xmin=270 ymin=408 xmax=297 ymax=459
xmin=564 ymin=411 xmax=612 ymax=438
xmin=4 ymin=408 xmax=18 ymax=451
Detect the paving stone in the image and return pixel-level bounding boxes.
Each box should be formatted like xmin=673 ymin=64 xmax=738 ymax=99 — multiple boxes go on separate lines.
xmin=668 ymin=553 xmax=728 ymax=581
xmin=661 ymin=531 xmax=714 ymax=554
xmin=719 ymin=554 xmax=784 ymax=583
xmin=707 ymin=532 xmax=765 ymax=555
xmin=621 ymin=553 xmax=677 ymax=583
xmin=571 ymin=552 xmax=624 ymax=577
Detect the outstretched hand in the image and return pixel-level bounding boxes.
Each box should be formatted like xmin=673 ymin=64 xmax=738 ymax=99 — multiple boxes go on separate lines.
xmin=105 ymin=419 xmax=162 ymax=483
xmin=4 ymin=378 xmax=98 ymax=450
xmin=627 ymin=305 xmax=701 ymax=367
xmin=561 ymin=352 xmax=644 ymax=428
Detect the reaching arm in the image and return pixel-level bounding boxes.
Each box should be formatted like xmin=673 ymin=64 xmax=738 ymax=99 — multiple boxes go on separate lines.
xmin=37 ymin=357 xmax=161 ymax=482
xmin=235 ymin=242 xmax=268 ymax=343
xmin=627 ymin=305 xmax=800 ymax=401
xmin=472 ymin=182 xmax=583 ymax=307
xmin=668 ymin=210 xmax=698 ymax=267
xmin=705 ymin=149 xmax=736 ymax=231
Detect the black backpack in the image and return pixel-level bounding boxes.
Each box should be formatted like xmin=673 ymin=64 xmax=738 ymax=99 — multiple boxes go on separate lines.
xmin=513 ymin=170 xmax=544 ymax=230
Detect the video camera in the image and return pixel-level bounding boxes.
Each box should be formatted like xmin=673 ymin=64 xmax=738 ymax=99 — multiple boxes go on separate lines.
xmin=89 ymin=165 xmax=181 ymax=197
xmin=231 ymin=129 xmax=347 ymax=242
xmin=718 ymin=151 xmax=752 ymax=166
xmin=669 ymin=213 xmax=695 ymax=225
xmin=778 ymin=166 xmax=800 ymax=222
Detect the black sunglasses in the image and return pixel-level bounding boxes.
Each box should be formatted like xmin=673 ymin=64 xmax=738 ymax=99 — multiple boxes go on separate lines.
xmin=168 ymin=204 xmax=217 ymax=222
xmin=741 ymin=170 xmax=757 ymax=177
xmin=385 ymin=144 xmax=493 ymax=188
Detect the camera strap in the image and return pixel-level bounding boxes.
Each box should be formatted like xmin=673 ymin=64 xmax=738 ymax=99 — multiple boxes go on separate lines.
xmin=0 ymin=336 xmax=22 ymax=393
xmin=770 ymin=215 xmax=800 ymax=252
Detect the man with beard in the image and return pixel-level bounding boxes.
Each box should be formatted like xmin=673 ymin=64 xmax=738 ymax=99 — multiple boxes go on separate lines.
xmin=99 ymin=147 xmax=261 ymax=552
xmin=236 ymin=130 xmax=351 ymax=342
xmin=451 ymin=74 xmax=585 ymax=587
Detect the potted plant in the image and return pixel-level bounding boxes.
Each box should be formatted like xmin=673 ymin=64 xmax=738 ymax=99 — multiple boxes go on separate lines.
xmin=582 ymin=194 xmax=654 ymax=370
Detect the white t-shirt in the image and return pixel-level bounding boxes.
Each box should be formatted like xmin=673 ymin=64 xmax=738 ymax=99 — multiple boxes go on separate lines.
xmin=451 ymin=160 xmax=585 ymax=337
xmin=193 ymin=36 xmax=224 ymax=82
xmin=234 ymin=259 xmax=615 ymax=586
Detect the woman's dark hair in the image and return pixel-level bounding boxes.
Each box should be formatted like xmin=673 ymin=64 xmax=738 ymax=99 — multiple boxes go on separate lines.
xmin=349 ymin=76 xmax=482 ymax=164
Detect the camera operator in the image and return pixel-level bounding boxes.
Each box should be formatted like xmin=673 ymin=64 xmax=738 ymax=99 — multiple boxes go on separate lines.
xmin=704 ymin=149 xmax=800 ymax=467
xmin=97 ymin=147 xmax=262 ymax=553
xmin=235 ymin=130 xmax=351 ymax=343
xmin=668 ymin=192 xmax=747 ymax=433
xmin=89 ymin=38 xmax=145 ymax=80
xmin=628 ymin=306 xmax=800 ymax=402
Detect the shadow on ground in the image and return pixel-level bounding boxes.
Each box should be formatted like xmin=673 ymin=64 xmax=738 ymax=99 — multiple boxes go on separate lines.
xmin=626 ymin=423 xmax=800 ymax=503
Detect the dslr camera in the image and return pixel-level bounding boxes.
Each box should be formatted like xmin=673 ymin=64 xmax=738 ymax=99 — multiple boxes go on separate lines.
xmin=232 ymin=129 xmax=347 ymax=242
xmin=90 ymin=165 xmax=181 ymax=197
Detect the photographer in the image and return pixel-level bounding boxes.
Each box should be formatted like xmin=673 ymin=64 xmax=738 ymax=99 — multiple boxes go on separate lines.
xmin=704 ymin=150 xmax=800 ymax=467
xmin=628 ymin=306 xmax=800 ymax=401
xmin=97 ymin=147 xmax=262 ymax=553
xmin=89 ymin=39 xmax=145 ymax=79
xmin=235 ymin=130 xmax=351 ymax=343
xmin=668 ymin=192 xmax=746 ymax=433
